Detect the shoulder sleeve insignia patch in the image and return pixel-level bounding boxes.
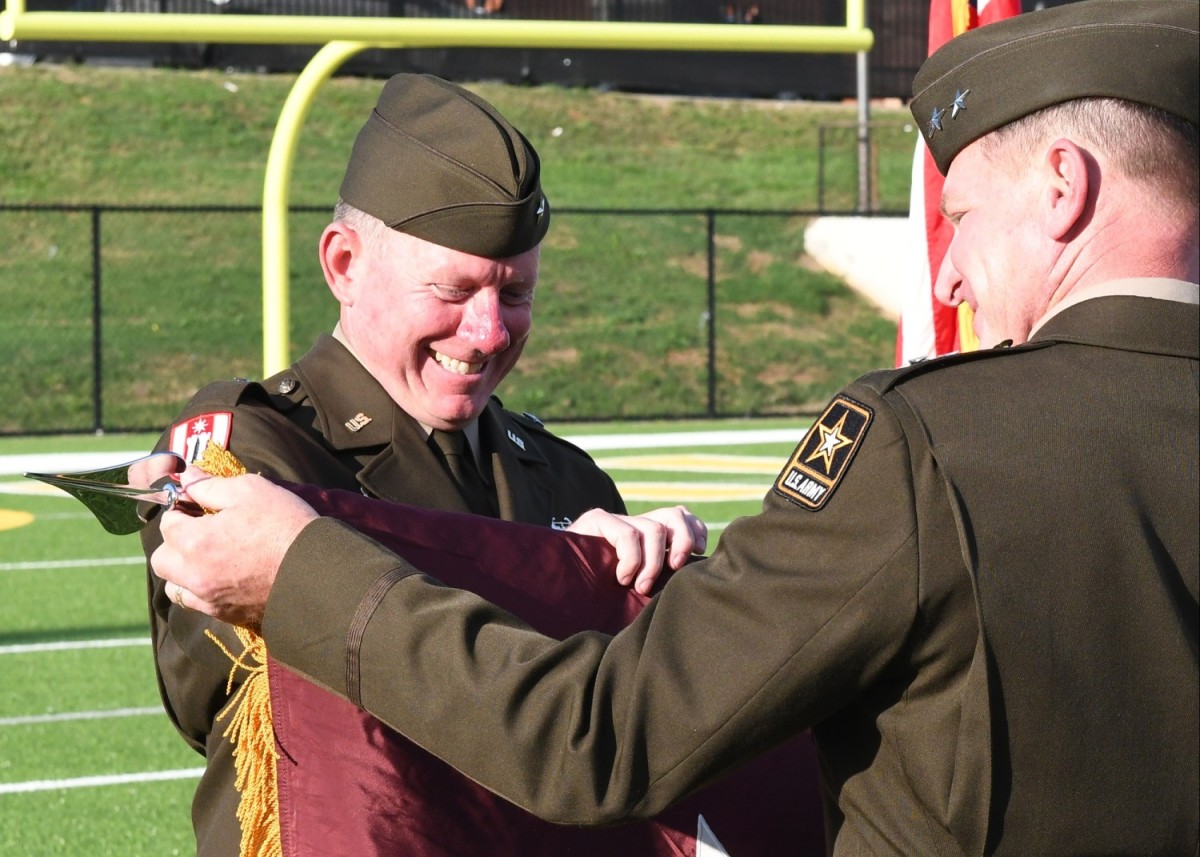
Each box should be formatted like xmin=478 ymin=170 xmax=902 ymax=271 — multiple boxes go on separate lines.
xmin=168 ymin=411 xmax=233 ymax=464
xmin=773 ymin=396 xmax=873 ymax=510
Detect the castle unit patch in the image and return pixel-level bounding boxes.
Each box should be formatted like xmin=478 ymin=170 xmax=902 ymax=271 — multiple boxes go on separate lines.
xmin=169 ymin=412 xmax=233 ymax=464
xmin=773 ymin=396 xmax=873 ymax=510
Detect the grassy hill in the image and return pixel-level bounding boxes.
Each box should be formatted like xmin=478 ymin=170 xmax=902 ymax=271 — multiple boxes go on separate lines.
xmin=0 ymin=63 xmax=910 ymax=431
xmin=0 ymin=63 xmax=913 ymax=209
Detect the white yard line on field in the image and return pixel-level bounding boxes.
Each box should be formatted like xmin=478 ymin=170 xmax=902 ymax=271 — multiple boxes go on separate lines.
xmin=0 ymin=452 xmax=152 ymax=478
xmin=0 ymin=637 xmax=149 ymax=656
xmin=0 ymin=768 xmax=204 ymax=795
xmin=0 ymin=427 xmax=805 ymax=477
xmin=0 ymin=556 xmax=144 ymax=572
xmin=564 ymin=428 xmax=802 ymax=451
xmin=618 ymin=482 xmax=767 ymax=502
xmin=0 ymin=706 xmax=163 ymax=727
xmin=595 ymin=453 xmax=782 ymax=473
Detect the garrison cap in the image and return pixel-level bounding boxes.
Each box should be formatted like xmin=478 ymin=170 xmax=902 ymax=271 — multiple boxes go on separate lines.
xmin=339 ymin=73 xmax=550 ymax=257
xmin=911 ymin=0 xmax=1200 ymax=174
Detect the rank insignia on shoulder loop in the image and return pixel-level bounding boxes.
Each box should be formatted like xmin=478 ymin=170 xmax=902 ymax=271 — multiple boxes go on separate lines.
xmin=774 ymin=396 xmax=872 ymax=511
xmin=169 ymin=412 xmax=233 ymax=465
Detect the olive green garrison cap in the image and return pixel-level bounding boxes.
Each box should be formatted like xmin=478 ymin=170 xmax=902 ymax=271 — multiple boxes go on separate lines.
xmin=911 ymin=0 xmax=1199 ymax=174
xmin=339 ymin=74 xmax=550 ymax=258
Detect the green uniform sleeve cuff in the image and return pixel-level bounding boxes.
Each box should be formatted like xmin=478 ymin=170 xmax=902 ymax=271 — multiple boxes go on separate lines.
xmin=262 ymin=517 xmax=412 ymax=698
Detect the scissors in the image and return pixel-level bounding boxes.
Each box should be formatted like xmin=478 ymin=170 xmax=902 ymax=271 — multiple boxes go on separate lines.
xmin=24 ymin=452 xmax=203 ymax=535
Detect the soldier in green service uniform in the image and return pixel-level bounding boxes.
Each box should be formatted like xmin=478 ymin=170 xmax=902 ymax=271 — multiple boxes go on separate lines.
xmin=153 ymin=1 xmax=1199 ymax=854
xmin=140 ymin=74 xmax=706 ymax=857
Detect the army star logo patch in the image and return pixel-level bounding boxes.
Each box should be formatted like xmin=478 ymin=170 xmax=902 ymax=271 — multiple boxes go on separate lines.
xmin=774 ymin=396 xmax=872 ymax=510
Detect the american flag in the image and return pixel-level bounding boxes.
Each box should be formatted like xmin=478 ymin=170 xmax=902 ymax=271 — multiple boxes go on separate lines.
xmin=896 ymin=0 xmax=1022 ymax=366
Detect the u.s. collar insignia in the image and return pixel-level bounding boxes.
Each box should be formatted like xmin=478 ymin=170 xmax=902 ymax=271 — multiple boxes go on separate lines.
xmin=344 ymin=412 xmax=372 ymax=432
xmin=507 ymin=428 xmax=526 ymax=451
xmin=773 ymin=396 xmax=872 ymax=510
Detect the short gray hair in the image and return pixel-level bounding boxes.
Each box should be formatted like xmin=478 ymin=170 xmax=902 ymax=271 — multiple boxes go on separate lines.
xmin=982 ymin=98 xmax=1199 ymax=211
xmin=333 ymin=199 xmax=390 ymax=255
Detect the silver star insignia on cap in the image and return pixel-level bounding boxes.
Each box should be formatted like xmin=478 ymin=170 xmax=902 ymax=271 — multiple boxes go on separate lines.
xmin=929 ymin=106 xmax=946 ymax=134
xmin=950 ymin=89 xmax=970 ymax=119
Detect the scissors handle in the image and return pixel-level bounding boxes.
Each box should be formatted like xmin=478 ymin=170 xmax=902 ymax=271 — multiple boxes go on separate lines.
xmin=162 ymin=482 xmax=205 ymax=518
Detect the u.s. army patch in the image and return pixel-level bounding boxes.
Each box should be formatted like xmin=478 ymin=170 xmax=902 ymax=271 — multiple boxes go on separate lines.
xmin=773 ymin=396 xmax=872 ymax=510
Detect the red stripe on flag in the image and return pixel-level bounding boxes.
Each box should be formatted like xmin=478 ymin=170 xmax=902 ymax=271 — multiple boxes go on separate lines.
xmin=896 ymin=0 xmax=1021 ymax=366
xmin=923 ymin=142 xmax=960 ymax=356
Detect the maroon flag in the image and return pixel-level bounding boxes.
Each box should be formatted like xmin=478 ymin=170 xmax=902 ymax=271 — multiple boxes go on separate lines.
xmin=273 ymin=482 xmax=826 ymax=856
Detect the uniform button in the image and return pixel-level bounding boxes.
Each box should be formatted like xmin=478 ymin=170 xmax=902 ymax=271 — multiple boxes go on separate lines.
xmin=277 ymin=378 xmax=298 ymax=394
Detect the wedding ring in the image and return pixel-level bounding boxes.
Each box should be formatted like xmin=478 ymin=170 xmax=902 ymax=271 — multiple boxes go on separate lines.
xmin=173 ymin=585 xmax=188 ymax=610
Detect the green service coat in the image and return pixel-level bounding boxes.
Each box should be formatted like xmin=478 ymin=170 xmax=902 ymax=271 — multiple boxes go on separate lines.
xmin=142 ymin=335 xmax=625 ymax=857
xmin=262 ymin=293 xmax=1199 ymax=856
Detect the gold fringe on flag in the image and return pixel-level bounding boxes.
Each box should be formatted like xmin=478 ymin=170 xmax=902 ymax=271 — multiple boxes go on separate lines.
xmin=194 ymin=441 xmax=282 ymax=857
xmin=206 ymin=626 xmax=282 ymax=857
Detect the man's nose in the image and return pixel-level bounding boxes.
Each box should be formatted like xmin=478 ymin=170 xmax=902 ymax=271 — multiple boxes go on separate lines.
xmin=932 ymin=251 xmax=963 ymax=308
xmin=459 ymin=291 xmax=511 ymax=354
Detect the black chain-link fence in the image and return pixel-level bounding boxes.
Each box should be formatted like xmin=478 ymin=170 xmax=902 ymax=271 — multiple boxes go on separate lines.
xmin=1 ymin=201 xmax=905 ymax=435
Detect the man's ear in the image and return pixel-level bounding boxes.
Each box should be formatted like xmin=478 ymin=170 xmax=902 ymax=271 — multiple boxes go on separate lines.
xmin=1042 ymin=138 xmax=1092 ymax=241
xmin=319 ymin=222 xmax=363 ymax=307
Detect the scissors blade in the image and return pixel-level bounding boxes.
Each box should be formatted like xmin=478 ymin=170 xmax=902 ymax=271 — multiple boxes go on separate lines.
xmin=24 ymin=452 xmax=191 ymax=535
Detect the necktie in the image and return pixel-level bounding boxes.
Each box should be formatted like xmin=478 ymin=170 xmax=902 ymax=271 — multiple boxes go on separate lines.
xmin=430 ymin=429 xmax=498 ymax=517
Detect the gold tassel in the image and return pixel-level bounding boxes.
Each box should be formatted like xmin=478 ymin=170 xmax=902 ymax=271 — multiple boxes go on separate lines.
xmin=194 ymin=442 xmax=249 ymax=481
xmin=195 ymin=441 xmax=283 ymax=857
xmin=206 ymin=626 xmax=282 ymax=857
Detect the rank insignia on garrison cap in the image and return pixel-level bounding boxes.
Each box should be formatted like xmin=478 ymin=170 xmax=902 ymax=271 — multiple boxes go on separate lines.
xmin=774 ymin=397 xmax=872 ymax=511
